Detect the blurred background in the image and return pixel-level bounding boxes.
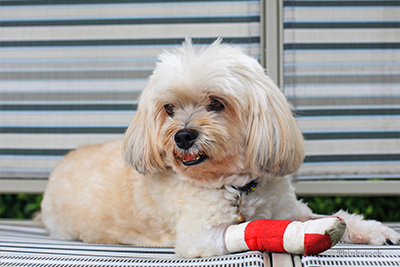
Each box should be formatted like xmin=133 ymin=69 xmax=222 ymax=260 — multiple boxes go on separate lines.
xmin=1 ymin=0 xmax=399 ymax=221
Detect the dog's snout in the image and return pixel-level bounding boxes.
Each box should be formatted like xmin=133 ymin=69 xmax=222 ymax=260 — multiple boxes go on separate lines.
xmin=175 ymin=129 xmax=198 ymax=150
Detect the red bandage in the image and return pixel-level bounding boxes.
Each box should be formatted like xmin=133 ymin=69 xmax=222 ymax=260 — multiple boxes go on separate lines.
xmin=304 ymin=233 xmax=332 ymax=255
xmin=245 ymin=220 xmax=292 ymax=252
xmin=224 ymin=217 xmax=346 ymax=255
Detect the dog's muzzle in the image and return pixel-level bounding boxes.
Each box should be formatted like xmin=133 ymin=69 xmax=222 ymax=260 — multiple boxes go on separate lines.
xmin=174 ymin=129 xmax=207 ymax=166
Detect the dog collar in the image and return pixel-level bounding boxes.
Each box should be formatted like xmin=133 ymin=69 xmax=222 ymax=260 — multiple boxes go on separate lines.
xmin=230 ymin=179 xmax=260 ymax=224
xmin=231 ymin=179 xmax=260 ymax=195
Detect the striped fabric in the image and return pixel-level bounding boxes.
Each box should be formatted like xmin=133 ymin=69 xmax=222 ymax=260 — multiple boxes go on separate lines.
xmin=302 ymin=255 xmax=400 ymax=267
xmin=304 ymin=223 xmax=400 ymax=266
xmin=1 ymin=221 xmax=399 ymax=267
xmin=283 ymin=0 xmax=400 ymax=181
xmin=0 ymin=221 xmax=266 ymax=267
xmin=0 ymin=0 xmax=260 ymax=182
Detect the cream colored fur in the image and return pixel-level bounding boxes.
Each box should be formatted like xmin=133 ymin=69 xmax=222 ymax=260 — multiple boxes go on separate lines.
xmin=41 ymin=39 xmax=400 ymax=258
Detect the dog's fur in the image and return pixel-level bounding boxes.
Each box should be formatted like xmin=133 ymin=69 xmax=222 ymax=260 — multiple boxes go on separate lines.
xmin=41 ymin=39 xmax=400 ymax=258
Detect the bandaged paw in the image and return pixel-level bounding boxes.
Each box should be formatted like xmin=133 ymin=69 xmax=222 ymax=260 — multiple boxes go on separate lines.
xmin=225 ymin=217 xmax=346 ymax=255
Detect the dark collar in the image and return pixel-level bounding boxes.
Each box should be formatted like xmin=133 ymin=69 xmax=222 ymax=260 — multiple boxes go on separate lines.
xmin=232 ymin=179 xmax=260 ymax=195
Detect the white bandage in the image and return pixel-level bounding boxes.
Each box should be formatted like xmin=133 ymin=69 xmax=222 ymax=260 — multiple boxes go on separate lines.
xmin=224 ymin=222 xmax=250 ymax=253
xmin=283 ymin=221 xmax=308 ymax=254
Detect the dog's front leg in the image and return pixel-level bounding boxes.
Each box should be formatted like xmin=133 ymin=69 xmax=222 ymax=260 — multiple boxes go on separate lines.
xmin=174 ymin=223 xmax=230 ymax=258
xmin=174 ymin=218 xmax=345 ymax=257
xmin=331 ymin=210 xmax=400 ymax=245
xmin=305 ymin=211 xmax=400 ymax=245
xmin=224 ymin=217 xmax=346 ymax=255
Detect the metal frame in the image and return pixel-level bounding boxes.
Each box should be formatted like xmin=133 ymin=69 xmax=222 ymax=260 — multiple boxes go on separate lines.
xmin=0 ymin=180 xmax=48 ymax=194
xmin=293 ymin=180 xmax=400 ymax=196
xmin=260 ymin=0 xmax=284 ymax=89
xmin=2 ymin=179 xmax=400 ymax=196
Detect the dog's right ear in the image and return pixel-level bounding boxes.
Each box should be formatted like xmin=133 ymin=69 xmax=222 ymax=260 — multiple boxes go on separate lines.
xmin=122 ymin=94 xmax=166 ymax=174
xmin=243 ymin=72 xmax=305 ymax=177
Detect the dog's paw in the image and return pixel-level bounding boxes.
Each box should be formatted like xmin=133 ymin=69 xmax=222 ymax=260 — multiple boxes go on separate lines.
xmin=335 ymin=210 xmax=400 ymax=245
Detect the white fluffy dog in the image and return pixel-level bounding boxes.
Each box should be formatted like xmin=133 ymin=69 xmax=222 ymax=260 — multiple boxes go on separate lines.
xmin=41 ymin=39 xmax=399 ymax=258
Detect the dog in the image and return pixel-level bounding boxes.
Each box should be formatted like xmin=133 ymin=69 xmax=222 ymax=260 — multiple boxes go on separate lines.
xmin=40 ymin=38 xmax=400 ymax=258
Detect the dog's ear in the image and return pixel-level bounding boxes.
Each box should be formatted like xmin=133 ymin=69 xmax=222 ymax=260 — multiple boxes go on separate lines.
xmin=244 ymin=74 xmax=304 ymax=177
xmin=122 ymin=93 xmax=166 ymax=174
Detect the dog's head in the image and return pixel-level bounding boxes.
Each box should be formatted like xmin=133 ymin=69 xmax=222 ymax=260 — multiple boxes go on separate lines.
xmin=123 ymin=38 xmax=304 ymax=186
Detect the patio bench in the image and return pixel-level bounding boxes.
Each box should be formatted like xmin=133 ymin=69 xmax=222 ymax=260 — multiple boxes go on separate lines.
xmin=1 ymin=0 xmax=399 ymax=266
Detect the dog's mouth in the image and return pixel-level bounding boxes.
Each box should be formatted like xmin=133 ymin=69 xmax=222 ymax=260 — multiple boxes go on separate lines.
xmin=180 ymin=152 xmax=208 ymax=166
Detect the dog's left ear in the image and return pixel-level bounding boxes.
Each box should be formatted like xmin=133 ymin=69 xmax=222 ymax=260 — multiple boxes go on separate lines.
xmin=122 ymin=91 xmax=166 ymax=174
xmin=244 ymin=72 xmax=304 ymax=177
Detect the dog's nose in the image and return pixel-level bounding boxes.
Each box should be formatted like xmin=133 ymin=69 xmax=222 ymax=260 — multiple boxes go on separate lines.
xmin=175 ymin=129 xmax=198 ymax=150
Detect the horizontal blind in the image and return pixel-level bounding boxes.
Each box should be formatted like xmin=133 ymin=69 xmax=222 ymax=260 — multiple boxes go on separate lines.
xmin=283 ymin=0 xmax=400 ymax=181
xmin=0 ymin=0 xmax=261 ymax=181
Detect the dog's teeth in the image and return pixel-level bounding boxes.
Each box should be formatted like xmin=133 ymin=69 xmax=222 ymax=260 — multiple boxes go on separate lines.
xmin=182 ymin=155 xmax=200 ymax=163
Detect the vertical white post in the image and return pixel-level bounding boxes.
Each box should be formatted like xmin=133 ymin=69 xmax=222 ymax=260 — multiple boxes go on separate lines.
xmin=261 ymin=0 xmax=283 ymax=90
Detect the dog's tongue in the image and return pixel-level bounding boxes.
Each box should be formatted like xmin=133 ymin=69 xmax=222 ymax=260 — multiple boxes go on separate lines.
xmin=183 ymin=154 xmax=197 ymax=162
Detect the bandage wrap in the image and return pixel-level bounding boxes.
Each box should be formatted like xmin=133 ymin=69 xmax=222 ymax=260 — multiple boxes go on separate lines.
xmin=225 ymin=217 xmax=346 ymax=255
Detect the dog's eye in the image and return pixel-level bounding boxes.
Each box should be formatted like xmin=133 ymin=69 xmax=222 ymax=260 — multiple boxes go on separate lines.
xmin=209 ymin=99 xmax=224 ymax=111
xmin=164 ymin=104 xmax=174 ymax=117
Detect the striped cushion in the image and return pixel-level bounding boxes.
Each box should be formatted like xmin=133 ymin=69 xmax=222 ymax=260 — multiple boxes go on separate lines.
xmin=0 ymin=221 xmax=265 ymax=266
xmin=302 ymin=254 xmax=400 ymax=267
xmin=1 ymin=221 xmax=399 ymax=266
